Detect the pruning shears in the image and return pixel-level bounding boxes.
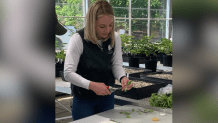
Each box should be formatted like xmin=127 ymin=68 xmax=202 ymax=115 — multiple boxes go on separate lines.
xmin=106 ymin=80 xmax=132 ymax=93
xmin=106 ymin=86 xmax=122 ymax=93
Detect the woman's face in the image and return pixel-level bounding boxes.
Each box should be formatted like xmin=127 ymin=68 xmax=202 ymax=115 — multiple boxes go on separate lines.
xmin=95 ymin=15 xmax=113 ymax=40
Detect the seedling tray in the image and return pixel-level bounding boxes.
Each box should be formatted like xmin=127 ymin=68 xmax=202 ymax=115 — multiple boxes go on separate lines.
xmin=129 ymin=71 xmax=172 ymax=84
xmin=114 ymin=82 xmax=167 ymax=100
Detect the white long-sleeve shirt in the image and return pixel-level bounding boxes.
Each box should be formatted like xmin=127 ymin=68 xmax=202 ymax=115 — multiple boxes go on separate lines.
xmin=64 ymin=32 xmax=126 ymax=90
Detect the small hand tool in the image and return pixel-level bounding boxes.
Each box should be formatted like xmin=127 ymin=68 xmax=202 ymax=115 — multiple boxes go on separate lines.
xmin=106 ymin=86 xmax=122 ymax=93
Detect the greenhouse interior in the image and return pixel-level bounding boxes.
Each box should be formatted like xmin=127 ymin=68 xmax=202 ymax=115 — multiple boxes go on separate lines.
xmin=55 ymin=0 xmax=172 ymax=123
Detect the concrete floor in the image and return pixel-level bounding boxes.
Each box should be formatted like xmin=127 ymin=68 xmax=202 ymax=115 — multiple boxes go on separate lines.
xmin=55 ymin=94 xmax=73 ymax=123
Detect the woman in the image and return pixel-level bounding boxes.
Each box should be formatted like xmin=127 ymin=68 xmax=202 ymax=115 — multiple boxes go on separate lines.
xmin=64 ymin=0 xmax=133 ymax=121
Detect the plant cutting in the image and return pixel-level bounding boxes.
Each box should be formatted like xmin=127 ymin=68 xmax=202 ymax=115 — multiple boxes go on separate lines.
xmin=149 ymin=93 xmax=172 ymax=109
xmin=119 ymin=108 xmax=155 ymax=118
xmin=124 ymin=80 xmax=132 ymax=92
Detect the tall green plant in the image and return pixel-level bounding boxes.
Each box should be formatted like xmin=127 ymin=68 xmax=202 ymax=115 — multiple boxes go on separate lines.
xmin=120 ymin=34 xmax=140 ymax=57
xmin=158 ymin=38 xmax=172 ymax=55
xmin=139 ymin=35 xmax=158 ymax=58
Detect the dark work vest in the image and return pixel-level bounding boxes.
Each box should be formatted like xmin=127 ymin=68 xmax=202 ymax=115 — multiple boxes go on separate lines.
xmin=71 ymin=28 xmax=115 ymax=100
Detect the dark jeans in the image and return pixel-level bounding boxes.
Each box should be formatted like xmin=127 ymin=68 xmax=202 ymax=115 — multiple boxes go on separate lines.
xmin=72 ymin=92 xmax=114 ymax=121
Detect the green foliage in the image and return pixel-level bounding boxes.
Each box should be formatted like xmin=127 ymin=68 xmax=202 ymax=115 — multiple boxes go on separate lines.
xmin=138 ymin=35 xmax=158 ymax=57
xmin=109 ymin=0 xmax=164 ymax=33
xmin=149 ymin=93 xmax=173 ymax=109
xmin=157 ymin=38 xmax=172 ymax=55
xmin=55 ymin=0 xmax=83 ymax=30
xmin=56 ymin=0 xmax=164 ymax=35
xmin=120 ymin=108 xmax=156 ymax=118
xmin=120 ymin=34 xmax=140 ymax=57
xmin=123 ymin=111 xmax=131 ymax=115
xmin=149 ymin=109 xmax=153 ymax=112
xmin=124 ymin=80 xmax=132 ymax=92
xmin=55 ymin=40 xmax=67 ymax=61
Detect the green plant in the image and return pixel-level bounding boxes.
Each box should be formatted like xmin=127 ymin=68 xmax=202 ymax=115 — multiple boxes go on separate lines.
xmin=158 ymin=38 xmax=172 ymax=55
xmin=120 ymin=34 xmax=140 ymax=57
xmin=124 ymin=80 xmax=132 ymax=92
xmin=119 ymin=108 xmax=155 ymax=118
xmin=55 ymin=40 xmax=67 ymax=61
xmin=149 ymin=93 xmax=172 ymax=109
xmin=149 ymin=109 xmax=153 ymax=112
xmin=139 ymin=35 xmax=159 ymax=59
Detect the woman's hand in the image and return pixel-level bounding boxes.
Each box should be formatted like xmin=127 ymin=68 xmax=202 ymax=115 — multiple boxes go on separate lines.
xmin=121 ymin=77 xmax=133 ymax=91
xmin=89 ymin=82 xmax=111 ymax=96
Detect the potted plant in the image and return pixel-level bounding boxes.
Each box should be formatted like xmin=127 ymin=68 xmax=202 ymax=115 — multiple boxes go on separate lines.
xmin=139 ymin=35 xmax=158 ymax=72
xmin=121 ymin=34 xmax=142 ymax=68
xmin=158 ymin=38 xmax=172 ymax=67
xmin=120 ymin=34 xmax=140 ymax=68
xmin=120 ymin=34 xmax=132 ymax=62
xmin=55 ymin=40 xmax=67 ymax=77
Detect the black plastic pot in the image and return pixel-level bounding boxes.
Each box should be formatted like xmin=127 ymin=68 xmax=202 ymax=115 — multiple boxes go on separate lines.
xmin=159 ymin=53 xmax=165 ymax=64
xmin=163 ymin=55 xmax=172 ymax=67
xmin=129 ymin=57 xmax=139 ymax=68
xmin=145 ymin=59 xmax=158 ymax=72
xmin=144 ymin=56 xmax=157 ymax=72
xmin=55 ymin=62 xmax=64 ymax=77
xmin=122 ymin=54 xmax=129 ymax=62
xmin=156 ymin=53 xmax=161 ymax=62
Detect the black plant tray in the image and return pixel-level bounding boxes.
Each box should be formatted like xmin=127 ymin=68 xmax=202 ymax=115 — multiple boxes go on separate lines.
xmin=122 ymin=55 xmax=146 ymax=64
xmin=123 ymin=66 xmax=152 ymax=72
xmin=129 ymin=71 xmax=172 ymax=84
xmin=114 ymin=82 xmax=167 ymax=100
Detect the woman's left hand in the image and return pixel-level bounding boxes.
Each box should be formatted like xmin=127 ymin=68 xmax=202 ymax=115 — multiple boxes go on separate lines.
xmin=121 ymin=77 xmax=133 ymax=91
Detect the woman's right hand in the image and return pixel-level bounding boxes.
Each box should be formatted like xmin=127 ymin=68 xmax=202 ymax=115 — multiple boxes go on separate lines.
xmin=89 ymin=82 xmax=111 ymax=96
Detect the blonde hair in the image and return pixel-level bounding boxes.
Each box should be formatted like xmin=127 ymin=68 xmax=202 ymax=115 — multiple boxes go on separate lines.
xmin=84 ymin=0 xmax=115 ymax=48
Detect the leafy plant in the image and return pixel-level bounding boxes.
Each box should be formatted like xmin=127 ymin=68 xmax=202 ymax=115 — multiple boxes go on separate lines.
xmin=120 ymin=34 xmax=136 ymax=55
xmin=157 ymin=38 xmax=172 ymax=55
xmin=55 ymin=40 xmax=67 ymax=62
xmin=124 ymin=80 xmax=132 ymax=92
xmin=120 ymin=34 xmax=141 ymax=58
xmin=139 ymin=34 xmax=159 ymax=59
xmin=149 ymin=93 xmax=172 ymax=109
